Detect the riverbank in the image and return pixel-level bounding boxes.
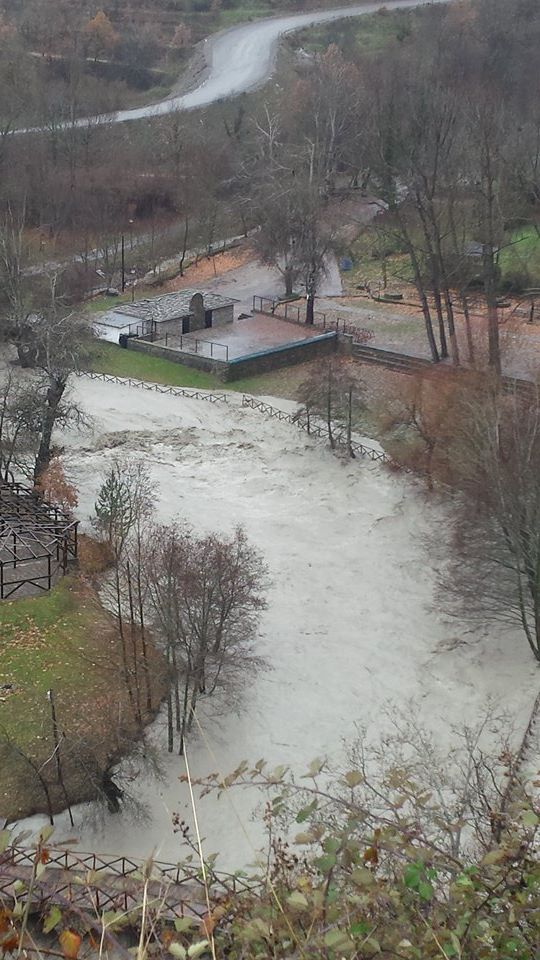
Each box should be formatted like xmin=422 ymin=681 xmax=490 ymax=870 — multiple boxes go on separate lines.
xmin=0 ymin=576 xmax=168 ymax=823
xmin=13 ymin=376 xmax=537 ymax=868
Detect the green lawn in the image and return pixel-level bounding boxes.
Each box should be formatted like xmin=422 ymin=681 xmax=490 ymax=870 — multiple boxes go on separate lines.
xmin=292 ymin=7 xmax=419 ymax=58
xmin=90 ymin=341 xmax=221 ymax=389
xmin=342 ymin=220 xmax=540 ymax=295
xmin=217 ymin=4 xmax=273 ymax=28
xmin=90 ymin=341 xmax=317 ymax=400
xmin=0 ymin=578 xmax=110 ymax=818
xmin=84 ymin=292 xmax=133 ymax=314
xmin=0 ymin=576 xmax=165 ymax=821
xmin=499 ymin=226 xmax=540 ymax=287
xmin=0 ymin=579 xmax=86 ymax=746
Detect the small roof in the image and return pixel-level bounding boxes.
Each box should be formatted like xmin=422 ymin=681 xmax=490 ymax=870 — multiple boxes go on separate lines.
xmin=95 ymin=312 xmax=136 ymax=329
xmin=111 ymin=289 xmax=236 ymax=325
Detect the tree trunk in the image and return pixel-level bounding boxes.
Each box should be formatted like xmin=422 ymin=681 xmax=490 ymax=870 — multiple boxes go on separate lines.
xmin=33 ymin=377 xmax=66 ymax=484
xmin=396 ymin=211 xmax=439 ymax=362
xmin=114 ymin=565 xmax=137 ymax=719
xmin=326 ymin=367 xmax=334 ymax=449
xmin=434 ymin=287 xmax=449 ymax=360
xmin=347 ymin=387 xmax=354 ymax=458
xmin=172 ymin=647 xmax=181 ymax=733
xmin=136 ymin=561 xmax=152 ymax=713
xmin=306 ymin=293 xmax=315 ymax=325
xmin=461 ymin=292 xmax=476 ymax=367
xmin=179 ymin=217 xmax=189 ymax=277
xmin=429 ymin=208 xmax=460 ymax=365
xmin=416 ymin=198 xmax=448 ymax=359
xmin=483 ymin=247 xmax=501 ymax=375
xmin=166 ymin=647 xmax=174 ymax=754
xmin=125 ymin=562 xmax=142 ymax=726
xmin=178 ymin=676 xmax=191 ymax=757
xmin=284 ymin=265 xmax=294 ymax=298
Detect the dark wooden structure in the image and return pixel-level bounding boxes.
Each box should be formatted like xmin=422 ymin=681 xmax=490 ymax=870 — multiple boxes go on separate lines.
xmin=0 ymin=846 xmax=206 ymax=923
xmin=0 ymin=481 xmax=78 ymax=600
xmin=0 ymin=845 xmax=257 ymax=926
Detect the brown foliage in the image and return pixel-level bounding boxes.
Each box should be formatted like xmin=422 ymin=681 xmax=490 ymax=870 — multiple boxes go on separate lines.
xmin=77 ymin=533 xmax=114 ymax=575
xmin=34 ymin=456 xmax=78 ymax=514
xmin=377 ymin=370 xmax=492 ymax=488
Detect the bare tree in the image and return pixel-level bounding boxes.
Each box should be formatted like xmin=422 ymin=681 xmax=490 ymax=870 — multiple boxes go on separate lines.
xmin=440 ymin=384 xmax=540 ymax=661
xmin=146 ymin=524 xmax=267 ymax=755
xmin=297 ymin=356 xmax=365 ymax=454
xmin=377 ymin=372 xmax=464 ymax=488
xmin=30 ymin=291 xmax=93 ymax=483
xmin=0 ymin=372 xmax=40 ymax=480
xmin=94 ymin=457 xmax=155 ymax=724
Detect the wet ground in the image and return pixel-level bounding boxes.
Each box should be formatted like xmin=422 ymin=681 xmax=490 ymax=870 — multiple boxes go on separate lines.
xmin=168 ymin=253 xmax=343 ymax=316
xmin=160 ymin=313 xmax=322 ymax=360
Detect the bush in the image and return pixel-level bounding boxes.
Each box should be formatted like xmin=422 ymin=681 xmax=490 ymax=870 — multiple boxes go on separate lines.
xmin=500 ymin=267 xmax=531 ymax=293
xmin=77 ymin=533 xmax=114 ymax=575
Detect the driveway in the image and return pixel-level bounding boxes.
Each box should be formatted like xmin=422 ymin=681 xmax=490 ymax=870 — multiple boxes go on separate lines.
xmin=172 ymin=254 xmax=343 ymax=317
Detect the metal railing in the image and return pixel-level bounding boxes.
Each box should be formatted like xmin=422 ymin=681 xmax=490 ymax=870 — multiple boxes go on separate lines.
xmin=1 ymin=844 xmax=260 ymax=923
xmin=253 ymin=295 xmax=374 ymax=343
xmin=165 ymin=334 xmax=229 ymax=361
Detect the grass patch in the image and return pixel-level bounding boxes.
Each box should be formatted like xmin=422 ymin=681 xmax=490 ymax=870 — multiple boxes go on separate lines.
xmin=90 ymin=341 xmax=321 ymax=400
xmin=90 ymin=341 xmax=221 ymax=389
xmin=292 ymin=7 xmax=419 ymax=57
xmin=499 ymin=226 xmax=540 ymax=287
xmin=228 ymin=362 xmax=315 ymax=398
xmin=0 ymin=576 xmax=167 ymax=822
xmin=341 ymin=227 xmax=413 ymax=294
xmin=217 ymin=4 xmax=272 ymax=28
xmin=84 ymin=292 xmax=133 ymax=314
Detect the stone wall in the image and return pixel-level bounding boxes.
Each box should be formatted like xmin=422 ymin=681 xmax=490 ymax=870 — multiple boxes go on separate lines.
xmin=127 ymin=338 xmax=228 ymax=375
xmin=211 ymin=304 xmax=234 ymax=326
xmin=127 ymin=331 xmax=337 ymax=381
xmin=222 ymin=333 xmax=337 ymax=381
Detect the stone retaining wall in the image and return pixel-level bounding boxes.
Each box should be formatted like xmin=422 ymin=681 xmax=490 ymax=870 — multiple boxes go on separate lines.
xmin=127 ymin=338 xmax=228 ymax=375
xmin=127 ymin=332 xmax=337 ymax=381
xmin=223 ymin=333 xmax=337 ymax=380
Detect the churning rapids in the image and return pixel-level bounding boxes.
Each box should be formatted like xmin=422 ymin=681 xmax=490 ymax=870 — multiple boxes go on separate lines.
xmin=11 ymin=378 xmax=538 ymax=870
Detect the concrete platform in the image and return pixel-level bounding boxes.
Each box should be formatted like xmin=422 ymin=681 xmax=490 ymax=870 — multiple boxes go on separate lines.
xmin=159 ymin=313 xmax=319 ymax=360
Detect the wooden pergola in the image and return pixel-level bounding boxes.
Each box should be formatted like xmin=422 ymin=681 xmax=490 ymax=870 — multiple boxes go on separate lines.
xmin=0 ymin=481 xmax=78 ymax=600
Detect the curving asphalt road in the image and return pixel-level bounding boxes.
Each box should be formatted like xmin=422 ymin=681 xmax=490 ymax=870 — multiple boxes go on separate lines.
xmin=22 ymin=0 xmax=447 ymax=131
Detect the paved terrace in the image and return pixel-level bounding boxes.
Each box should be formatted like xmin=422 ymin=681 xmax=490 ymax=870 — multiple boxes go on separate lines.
xmin=158 ymin=313 xmax=321 ymax=360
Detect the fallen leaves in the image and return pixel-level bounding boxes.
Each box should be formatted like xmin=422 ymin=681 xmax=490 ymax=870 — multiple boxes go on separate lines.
xmin=58 ymin=928 xmax=82 ymax=960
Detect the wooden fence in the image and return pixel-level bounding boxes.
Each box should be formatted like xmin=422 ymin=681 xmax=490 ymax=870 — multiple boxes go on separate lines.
xmin=352 ymin=344 xmax=536 ymax=399
xmin=241 ymin=395 xmax=396 ymax=466
xmin=0 ymin=844 xmax=257 ymax=924
xmin=78 ymin=371 xmax=229 ymax=403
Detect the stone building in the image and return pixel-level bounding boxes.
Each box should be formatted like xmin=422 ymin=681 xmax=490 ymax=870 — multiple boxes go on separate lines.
xmin=94 ymin=289 xmax=236 ymax=344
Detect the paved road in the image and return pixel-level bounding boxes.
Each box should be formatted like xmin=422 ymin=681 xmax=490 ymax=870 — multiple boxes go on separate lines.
xmin=20 ymin=0 xmax=447 ymax=131
xmin=178 ymin=252 xmax=343 ymax=317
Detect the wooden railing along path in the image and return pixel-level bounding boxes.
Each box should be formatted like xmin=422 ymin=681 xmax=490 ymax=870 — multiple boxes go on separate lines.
xmin=352 ymin=344 xmax=536 ymax=399
xmin=78 ymin=371 xmax=229 ymax=404
xmin=241 ymin=395 xmax=395 ymax=466
xmin=0 ymin=845 xmax=254 ymax=923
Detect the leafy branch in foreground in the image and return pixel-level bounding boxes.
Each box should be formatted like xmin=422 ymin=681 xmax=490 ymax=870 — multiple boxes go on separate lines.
xmin=1 ymin=710 xmax=538 ymax=959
